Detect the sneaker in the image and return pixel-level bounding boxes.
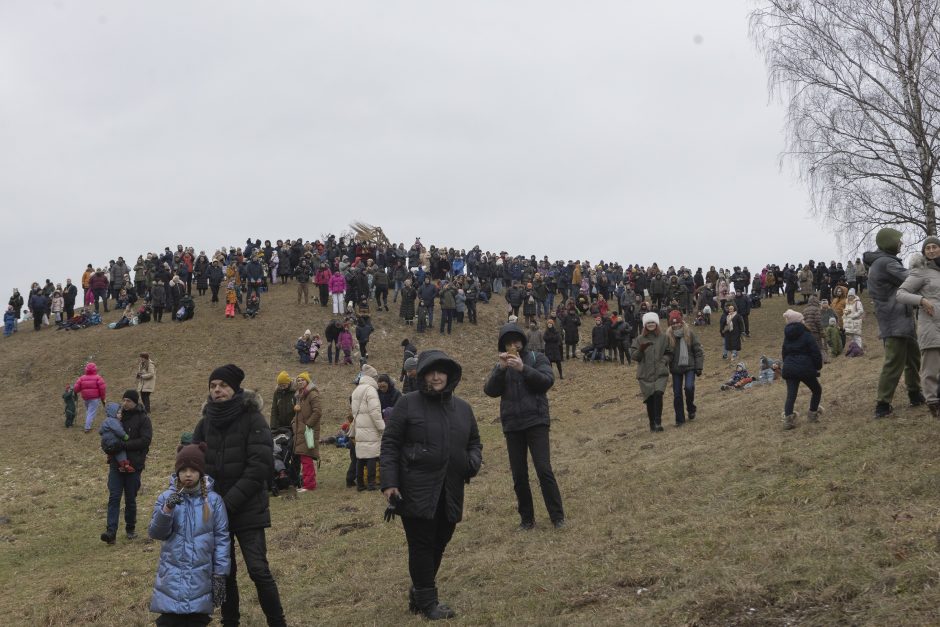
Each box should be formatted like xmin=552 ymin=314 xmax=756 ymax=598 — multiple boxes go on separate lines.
xmin=297 ymin=488 xmax=308 ymax=493
xmin=100 ymin=531 xmax=116 ymax=545
xmin=126 ymin=530 xmax=138 ymax=540
xmin=688 ymin=411 xmax=696 ymax=421
xmin=518 ymin=520 xmax=535 ymax=531
xmin=874 ymin=402 xmax=894 ymax=419
xmin=909 ymin=391 xmax=927 ymax=407
xmin=552 ymin=519 xmax=566 ymax=530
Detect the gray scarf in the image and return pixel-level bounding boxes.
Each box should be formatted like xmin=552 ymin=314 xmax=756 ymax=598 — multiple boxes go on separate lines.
xmin=674 ymin=329 xmax=690 ymax=367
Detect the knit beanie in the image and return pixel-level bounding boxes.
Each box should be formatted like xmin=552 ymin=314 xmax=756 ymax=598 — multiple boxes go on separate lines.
xmin=276 ymin=371 xmax=291 ymax=385
xmin=668 ymin=310 xmax=683 ymax=325
xmin=875 ymin=227 xmax=903 ymax=254
xmin=783 ymin=309 xmax=804 ymax=324
xmin=122 ymin=389 xmax=139 ymax=405
xmin=209 ymin=364 xmax=245 ymax=392
xmin=360 ymin=363 xmax=378 ymax=379
xmin=297 ymin=371 xmax=311 ymax=384
xmin=404 ymin=357 xmax=418 ymax=371
xmin=642 ymin=312 xmax=660 ymax=327
xmin=175 ymin=442 xmax=207 ymax=475
xmin=922 ymin=236 xmax=940 ymax=255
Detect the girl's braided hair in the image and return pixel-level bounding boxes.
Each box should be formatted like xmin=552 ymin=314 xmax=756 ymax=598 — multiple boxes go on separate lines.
xmin=201 ymin=475 xmax=210 ymax=523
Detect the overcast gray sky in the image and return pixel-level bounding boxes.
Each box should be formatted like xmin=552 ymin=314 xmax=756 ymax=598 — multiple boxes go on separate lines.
xmin=1 ymin=1 xmax=840 ymax=298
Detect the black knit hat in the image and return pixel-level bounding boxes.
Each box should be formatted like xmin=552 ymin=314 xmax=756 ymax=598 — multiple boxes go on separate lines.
xmin=122 ymin=389 xmax=140 ymax=404
xmin=175 ymin=442 xmax=207 ymax=475
xmin=209 ymin=364 xmax=244 ymax=392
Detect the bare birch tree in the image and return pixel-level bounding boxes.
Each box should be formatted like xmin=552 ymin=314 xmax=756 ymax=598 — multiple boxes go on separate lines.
xmin=750 ymin=0 xmax=940 ymax=248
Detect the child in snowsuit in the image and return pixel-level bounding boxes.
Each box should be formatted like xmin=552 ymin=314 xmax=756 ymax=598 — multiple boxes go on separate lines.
xmin=338 ymin=323 xmax=354 ymax=364
xmin=149 ymin=442 xmax=230 ymax=625
xmin=224 ymin=282 xmax=238 ymax=318
xmin=4 ymin=306 xmax=16 ymax=337
xmin=309 ymin=333 xmax=322 ymax=363
xmin=99 ymin=402 xmax=135 ymax=472
xmin=63 ymin=386 xmax=77 ymax=427
xmin=720 ymin=363 xmax=752 ymax=391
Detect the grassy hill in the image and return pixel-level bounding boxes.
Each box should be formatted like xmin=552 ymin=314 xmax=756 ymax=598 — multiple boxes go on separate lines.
xmin=1 ymin=285 xmax=939 ymax=626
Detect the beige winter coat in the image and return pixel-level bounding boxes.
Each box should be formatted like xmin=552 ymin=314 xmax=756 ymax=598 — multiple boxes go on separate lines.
xmin=897 ymin=254 xmax=940 ymax=350
xmin=842 ymin=297 xmax=865 ymax=336
xmin=350 ymin=375 xmax=384 ymax=459
xmin=136 ymin=359 xmax=156 ymax=393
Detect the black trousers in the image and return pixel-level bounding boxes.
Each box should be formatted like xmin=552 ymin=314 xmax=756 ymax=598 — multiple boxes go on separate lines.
xmin=156 ymin=613 xmax=211 ymax=626
xmin=504 ymin=425 xmax=564 ymax=524
xmin=645 ymin=391 xmax=664 ymax=428
xmin=375 ymin=286 xmax=388 ymax=308
xmin=467 ymin=300 xmax=477 ymax=323
xmin=400 ymin=490 xmax=457 ymax=590
xmin=222 ymin=528 xmax=286 ymax=627
xmin=784 ymin=376 xmax=822 ymax=415
xmin=210 ymin=284 xmax=220 ymax=302
xmin=140 ymin=391 xmax=152 ymax=413
xmin=346 ymin=446 xmax=358 ymax=486
xmin=356 ymin=457 xmax=377 ymax=487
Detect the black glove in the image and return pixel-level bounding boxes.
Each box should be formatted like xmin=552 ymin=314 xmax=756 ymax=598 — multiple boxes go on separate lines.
xmin=695 ymin=370 xmax=702 ymax=377
xmin=212 ymin=575 xmax=227 ymax=607
xmin=383 ymin=493 xmax=402 ymax=523
xmin=165 ymin=491 xmax=184 ymax=510
xmin=112 ymin=441 xmax=125 ymax=451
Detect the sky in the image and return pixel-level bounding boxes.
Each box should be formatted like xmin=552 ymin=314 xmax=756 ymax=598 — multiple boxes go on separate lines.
xmin=0 ymin=1 xmax=840 ymax=299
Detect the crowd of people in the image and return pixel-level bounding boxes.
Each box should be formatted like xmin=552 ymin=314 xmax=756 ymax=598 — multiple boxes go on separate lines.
xmin=22 ymin=226 xmax=940 ymax=623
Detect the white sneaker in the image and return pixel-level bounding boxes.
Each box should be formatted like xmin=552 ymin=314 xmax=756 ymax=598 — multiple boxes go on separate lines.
xmin=297 ymin=488 xmax=308 ymax=493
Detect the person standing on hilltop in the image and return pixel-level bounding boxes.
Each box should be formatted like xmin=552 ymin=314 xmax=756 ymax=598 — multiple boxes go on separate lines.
xmin=193 ymin=365 xmax=287 ymax=627
xmin=780 ymin=310 xmax=824 ymax=430
xmin=381 ymin=349 xmax=482 ymax=620
xmin=863 ymin=227 xmax=924 ymax=418
xmin=101 ymin=390 xmax=152 ymax=545
xmin=484 ymin=322 xmax=565 ymax=530
xmin=75 ymin=362 xmax=107 ymax=433
xmin=631 ymin=312 xmax=672 ymax=432
xmin=136 ymin=352 xmax=156 ymax=414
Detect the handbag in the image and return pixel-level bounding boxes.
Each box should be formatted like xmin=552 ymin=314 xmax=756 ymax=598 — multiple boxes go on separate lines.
xmin=304 ymin=426 xmax=316 ymax=449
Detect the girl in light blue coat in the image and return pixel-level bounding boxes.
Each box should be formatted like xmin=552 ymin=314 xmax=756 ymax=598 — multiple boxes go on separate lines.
xmin=149 ymin=442 xmax=230 ymax=625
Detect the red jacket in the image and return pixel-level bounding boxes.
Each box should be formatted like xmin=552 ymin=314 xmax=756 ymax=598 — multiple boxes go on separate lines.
xmin=88 ymin=272 xmax=110 ymax=291
xmin=74 ymin=363 xmax=107 ymax=401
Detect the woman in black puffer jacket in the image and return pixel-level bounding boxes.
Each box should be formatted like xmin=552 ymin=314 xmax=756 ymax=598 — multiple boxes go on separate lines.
xmin=781 ymin=310 xmax=824 ymax=430
xmin=380 ymin=350 xmax=482 ymax=621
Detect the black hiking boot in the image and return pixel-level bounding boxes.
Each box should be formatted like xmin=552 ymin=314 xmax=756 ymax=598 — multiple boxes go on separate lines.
xmin=874 ymin=402 xmax=894 ymax=419
xmin=909 ymin=391 xmax=927 ymax=407
xmin=412 ymin=587 xmax=456 ymax=620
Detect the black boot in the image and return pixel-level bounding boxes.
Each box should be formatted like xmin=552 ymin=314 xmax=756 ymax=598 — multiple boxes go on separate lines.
xmin=412 ymin=587 xmax=455 ymax=620
xmin=909 ymin=391 xmax=926 ymax=407
xmin=408 ymin=587 xmax=420 ymax=614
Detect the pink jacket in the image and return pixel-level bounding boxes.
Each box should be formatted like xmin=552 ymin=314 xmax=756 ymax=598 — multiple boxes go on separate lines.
xmin=338 ymin=330 xmax=353 ymax=351
xmin=329 ymin=273 xmax=346 ymax=294
xmin=74 ymin=363 xmax=106 ymax=401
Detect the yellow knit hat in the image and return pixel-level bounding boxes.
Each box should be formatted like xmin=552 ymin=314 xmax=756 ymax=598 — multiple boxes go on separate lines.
xmin=297 ymin=372 xmax=311 ymax=384
xmin=276 ymin=371 xmax=291 ymax=385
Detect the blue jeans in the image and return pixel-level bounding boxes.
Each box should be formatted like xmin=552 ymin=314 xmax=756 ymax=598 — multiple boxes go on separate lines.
xmin=671 ymin=371 xmax=697 ymax=424
xmin=106 ymin=466 xmax=141 ymax=534
xmin=83 ymin=398 xmax=101 ymax=431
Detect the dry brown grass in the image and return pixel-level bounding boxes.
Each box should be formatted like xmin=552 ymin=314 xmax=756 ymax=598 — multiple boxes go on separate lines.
xmin=2 ymin=286 xmax=940 ymax=626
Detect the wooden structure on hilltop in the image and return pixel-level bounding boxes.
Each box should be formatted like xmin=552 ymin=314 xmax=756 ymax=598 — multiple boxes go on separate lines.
xmin=348 ymin=221 xmax=391 ymax=261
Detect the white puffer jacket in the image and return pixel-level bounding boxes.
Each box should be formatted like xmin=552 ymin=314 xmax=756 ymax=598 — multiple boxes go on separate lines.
xmin=350 ymin=375 xmax=385 ymax=459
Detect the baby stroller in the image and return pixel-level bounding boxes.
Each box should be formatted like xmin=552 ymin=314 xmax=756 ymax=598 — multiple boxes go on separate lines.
xmin=271 ymin=427 xmax=298 ymax=496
